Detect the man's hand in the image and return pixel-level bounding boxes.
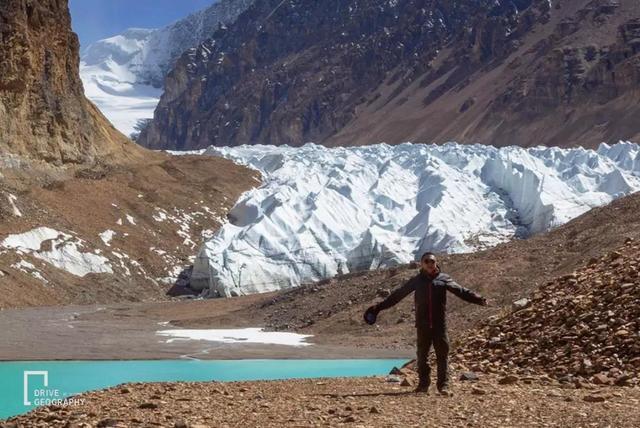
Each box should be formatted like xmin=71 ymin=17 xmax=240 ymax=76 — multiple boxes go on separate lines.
xmin=480 ymin=297 xmax=488 ymax=306
xmin=364 ymin=305 xmax=379 ymax=325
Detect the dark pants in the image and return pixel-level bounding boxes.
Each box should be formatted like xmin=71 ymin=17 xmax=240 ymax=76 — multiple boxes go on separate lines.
xmin=416 ymin=328 xmax=450 ymax=388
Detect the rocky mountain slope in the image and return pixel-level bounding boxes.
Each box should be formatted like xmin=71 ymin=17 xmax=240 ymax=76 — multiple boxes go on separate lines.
xmin=80 ymin=0 xmax=254 ymax=137
xmin=0 ymin=0 xmax=260 ymax=308
xmin=0 ymin=155 xmax=259 ymax=309
xmin=455 ymin=237 xmax=639 ymax=385
xmin=138 ymin=0 xmax=640 ymax=150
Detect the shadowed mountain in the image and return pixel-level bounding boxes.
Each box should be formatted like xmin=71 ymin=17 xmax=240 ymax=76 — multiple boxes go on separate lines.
xmin=138 ymin=0 xmax=640 ymax=150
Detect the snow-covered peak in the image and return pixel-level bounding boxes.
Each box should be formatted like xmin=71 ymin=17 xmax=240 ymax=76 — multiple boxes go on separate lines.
xmin=81 ymin=28 xmax=156 ymax=67
xmin=79 ymin=0 xmax=254 ymax=137
xmin=188 ymin=141 xmax=640 ymax=298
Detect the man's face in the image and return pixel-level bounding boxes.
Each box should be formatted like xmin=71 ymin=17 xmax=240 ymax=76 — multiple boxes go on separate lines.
xmin=421 ymin=255 xmax=438 ymax=275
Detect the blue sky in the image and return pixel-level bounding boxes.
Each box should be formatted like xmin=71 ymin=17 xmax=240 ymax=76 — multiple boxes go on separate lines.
xmin=69 ymin=0 xmax=216 ymax=47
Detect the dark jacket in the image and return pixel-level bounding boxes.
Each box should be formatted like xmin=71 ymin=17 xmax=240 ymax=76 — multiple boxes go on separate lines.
xmin=375 ymin=270 xmax=484 ymax=333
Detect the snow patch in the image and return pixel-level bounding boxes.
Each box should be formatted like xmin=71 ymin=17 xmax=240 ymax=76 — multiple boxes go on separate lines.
xmin=201 ymin=229 xmax=216 ymax=240
xmin=1 ymin=227 xmax=62 ymax=251
xmin=11 ymin=260 xmax=36 ymax=271
xmin=157 ymin=328 xmax=313 ymax=347
xmin=153 ymin=209 xmax=168 ymax=222
xmin=11 ymin=260 xmax=48 ymax=284
xmin=1 ymin=227 xmax=113 ymax=277
xmin=153 ymin=207 xmax=209 ymax=248
xmin=99 ymin=230 xmax=116 ymax=246
xmin=189 ymin=142 xmax=640 ymax=297
xmin=6 ymin=193 xmax=22 ymax=217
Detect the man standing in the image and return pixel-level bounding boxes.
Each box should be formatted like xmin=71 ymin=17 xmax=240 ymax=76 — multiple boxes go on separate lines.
xmin=364 ymin=252 xmax=487 ymax=395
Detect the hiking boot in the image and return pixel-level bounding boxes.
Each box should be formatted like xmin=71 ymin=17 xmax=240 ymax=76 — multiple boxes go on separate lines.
xmin=437 ymin=384 xmax=451 ymax=396
xmin=414 ymin=383 xmax=430 ymax=393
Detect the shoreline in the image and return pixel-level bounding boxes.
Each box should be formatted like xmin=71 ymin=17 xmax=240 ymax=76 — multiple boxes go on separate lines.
xmin=0 ymin=355 xmax=412 ymax=362
xmin=1 ymin=359 xmax=410 ymax=420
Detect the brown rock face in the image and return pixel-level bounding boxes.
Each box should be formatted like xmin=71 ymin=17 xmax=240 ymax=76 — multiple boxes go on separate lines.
xmin=138 ymin=0 xmax=640 ymax=151
xmin=0 ymin=0 xmax=139 ymax=164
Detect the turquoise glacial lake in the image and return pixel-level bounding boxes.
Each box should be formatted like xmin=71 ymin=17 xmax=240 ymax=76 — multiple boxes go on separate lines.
xmin=0 ymin=359 xmax=408 ymax=419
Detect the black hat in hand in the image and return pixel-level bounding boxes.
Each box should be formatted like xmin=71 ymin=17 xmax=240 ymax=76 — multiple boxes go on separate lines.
xmin=364 ymin=306 xmax=378 ymax=325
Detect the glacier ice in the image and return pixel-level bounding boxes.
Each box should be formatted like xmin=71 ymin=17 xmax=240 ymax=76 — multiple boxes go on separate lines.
xmin=187 ymin=142 xmax=640 ymax=297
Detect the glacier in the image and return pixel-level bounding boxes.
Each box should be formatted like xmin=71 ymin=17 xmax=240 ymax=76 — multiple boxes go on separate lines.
xmin=186 ymin=142 xmax=640 ymax=298
xmin=79 ymin=0 xmax=254 ymax=137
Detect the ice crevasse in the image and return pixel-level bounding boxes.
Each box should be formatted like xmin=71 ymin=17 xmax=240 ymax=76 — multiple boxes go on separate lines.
xmin=185 ymin=141 xmax=640 ymax=297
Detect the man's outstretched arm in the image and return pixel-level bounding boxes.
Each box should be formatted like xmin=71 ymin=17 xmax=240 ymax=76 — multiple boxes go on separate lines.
xmin=371 ymin=278 xmax=416 ymax=312
xmin=443 ymin=276 xmax=486 ymax=305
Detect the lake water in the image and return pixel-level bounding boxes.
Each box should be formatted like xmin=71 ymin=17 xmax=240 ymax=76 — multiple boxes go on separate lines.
xmin=0 ymin=359 xmax=408 ymax=419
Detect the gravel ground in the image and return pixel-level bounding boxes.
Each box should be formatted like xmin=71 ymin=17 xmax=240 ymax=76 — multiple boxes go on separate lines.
xmin=4 ymin=374 xmax=640 ymax=427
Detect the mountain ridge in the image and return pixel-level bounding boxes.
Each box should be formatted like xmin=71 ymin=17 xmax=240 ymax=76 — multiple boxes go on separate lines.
xmin=138 ymin=0 xmax=640 ymax=150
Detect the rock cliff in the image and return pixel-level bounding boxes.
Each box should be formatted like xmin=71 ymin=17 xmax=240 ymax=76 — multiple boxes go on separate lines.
xmin=0 ymin=0 xmax=139 ymax=164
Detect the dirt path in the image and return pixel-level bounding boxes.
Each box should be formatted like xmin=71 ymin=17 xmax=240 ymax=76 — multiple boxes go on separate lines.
xmin=4 ymin=375 xmax=639 ymax=427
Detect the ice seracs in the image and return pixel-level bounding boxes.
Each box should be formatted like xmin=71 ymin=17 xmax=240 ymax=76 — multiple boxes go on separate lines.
xmin=187 ymin=141 xmax=640 ymax=298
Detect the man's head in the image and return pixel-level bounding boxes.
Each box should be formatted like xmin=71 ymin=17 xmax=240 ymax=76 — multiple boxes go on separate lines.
xmin=420 ymin=251 xmax=440 ymax=276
